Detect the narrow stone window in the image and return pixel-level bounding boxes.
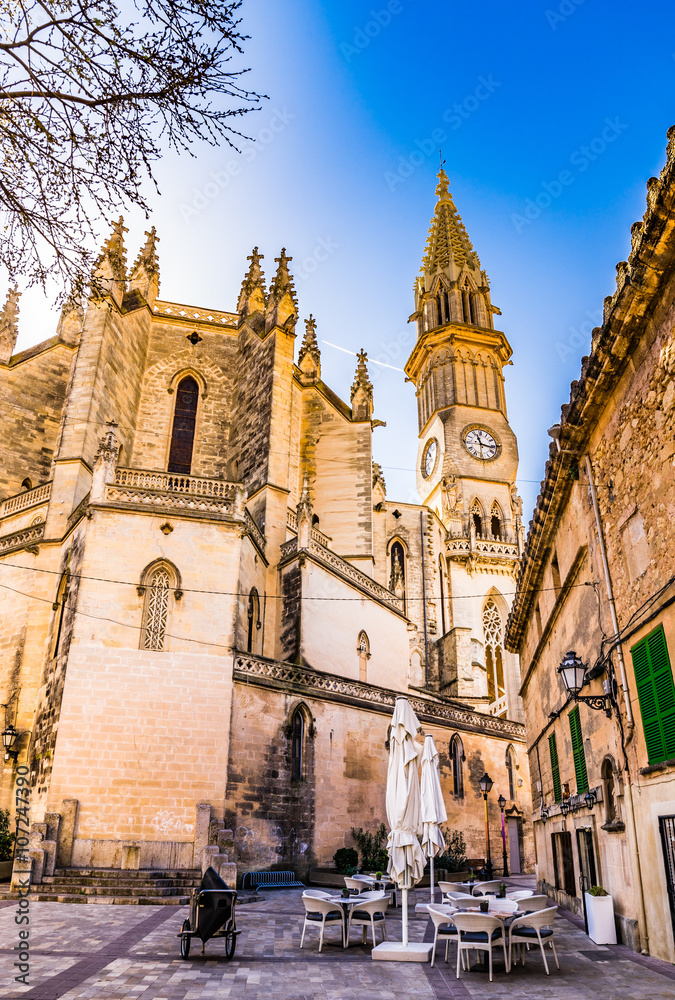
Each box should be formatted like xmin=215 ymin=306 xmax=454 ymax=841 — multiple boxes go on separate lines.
xmin=357 ymin=630 xmax=370 ymax=682
xmin=551 ymin=552 xmax=561 ymax=595
xmin=470 ymin=498 xmax=484 ymax=537
xmin=291 ymin=708 xmax=304 ymax=781
xmin=490 ymin=502 xmax=502 ymax=540
xmin=142 ymin=566 xmax=171 ymax=651
xmin=438 ymin=556 xmax=447 ymax=635
xmin=506 ymin=744 xmax=516 ymax=800
xmin=450 ymin=734 xmax=464 ymax=797
xmin=51 ymin=570 xmax=70 ymax=658
xmin=168 ymin=375 xmax=199 ymax=474
xmin=247 ymin=588 xmax=260 ymax=653
xmin=389 ymin=540 xmax=406 ymax=610
xmin=601 ymin=757 xmax=616 ymax=824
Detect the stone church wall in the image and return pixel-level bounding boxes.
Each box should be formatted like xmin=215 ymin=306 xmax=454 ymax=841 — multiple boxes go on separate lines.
xmin=0 ymin=340 xmax=75 ymax=498
xmin=224 ymin=677 xmax=533 ymax=879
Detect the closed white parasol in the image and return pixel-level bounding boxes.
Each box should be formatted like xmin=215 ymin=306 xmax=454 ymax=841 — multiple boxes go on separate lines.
xmin=420 ymin=734 xmax=447 ymax=906
xmin=373 ymin=696 xmax=431 ymax=962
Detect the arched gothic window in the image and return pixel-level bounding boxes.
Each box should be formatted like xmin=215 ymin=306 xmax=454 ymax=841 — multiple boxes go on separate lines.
xmin=450 ymin=734 xmax=464 ymax=797
xmin=470 ymin=498 xmax=483 ymax=538
xmin=21 ymin=478 xmax=33 ymax=491
xmin=141 ymin=565 xmax=173 ymax=651
xmin=389 ymin=540 xmax=406 ymax=610
xmin=247 ymin=588 xmax=260 ymax=653
xmin=506 ymin=744 xmax=516 ymax=800
xmin=168 ymin=375 xmax=199 ymax=474
xmin=357 ymin=630 xmax=370 ymax=682
xmin=51 ymin=570 xmax=70 ymax=658
xmin=490 ymin=502 xmax=502 ymax=540
xmin=602 ymin=757 xmax=617 ymax=823
xmin=483 ymin=598 xmax=506 ymax=715
xmin=291 ymin=707 xmax=305 ymax=781
xmin=461 ymin=280 xmax=472 ymax=324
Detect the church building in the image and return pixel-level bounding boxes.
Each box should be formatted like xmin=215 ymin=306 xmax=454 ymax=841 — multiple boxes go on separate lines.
xmin=0 ymin=172 xmax=533 ymax=896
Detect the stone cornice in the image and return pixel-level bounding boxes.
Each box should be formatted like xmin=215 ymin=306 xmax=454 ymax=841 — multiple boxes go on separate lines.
xmin=404 ymin=323 xmax=512 ymax=383
xmin=506 ymin=126 xmax=675 ymax=652
xmin=234 ymin=653 xmax=527 ymax=742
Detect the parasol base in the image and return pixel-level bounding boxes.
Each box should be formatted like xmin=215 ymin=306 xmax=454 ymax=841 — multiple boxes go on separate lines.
xmin=372 ymin=942 xmax=432 ymax=962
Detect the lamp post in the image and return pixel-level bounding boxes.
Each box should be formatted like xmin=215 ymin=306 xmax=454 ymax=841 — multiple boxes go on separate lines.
xmin=557 ymin=650 xmax=615 ymax=717
xmin=498 ymin=793 xmax=509 ymax=877
xmin=478 ymin=772 xmax=494 ymax=879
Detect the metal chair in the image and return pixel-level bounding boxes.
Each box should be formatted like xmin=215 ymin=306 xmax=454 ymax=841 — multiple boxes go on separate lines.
xmin=516 ymin=894 xmax=550 ymax=912
xmin=300 ymin=894 xmax=345 ymax=952
xmin=509 ymin=906 xmax=559 ymax=974
xmin=346 ymin=892 xmax=389 ymax=946
xmin=428 ymin=905 xmax=461 ymax=968
xmin=453 ymin=912 xmax=509 ymax=982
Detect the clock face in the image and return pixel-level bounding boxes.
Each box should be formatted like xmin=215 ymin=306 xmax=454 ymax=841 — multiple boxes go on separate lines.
xmin=464 ymin=428 xmax=498 ymax=460
xmin=422 ymin=438 xmax=438 ymax=478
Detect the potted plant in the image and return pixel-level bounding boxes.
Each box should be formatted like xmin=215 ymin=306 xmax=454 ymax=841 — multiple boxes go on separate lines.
xmin=497 ymin=882 xmax=507 ymax=898
xmin=0 ymin=809 xmax=15 ymax=881
xmin=584 ymin=885 xmax=617 ymax=944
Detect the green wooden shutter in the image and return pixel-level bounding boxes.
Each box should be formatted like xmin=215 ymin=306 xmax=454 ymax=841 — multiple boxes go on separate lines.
xmin=568 ymin=706 xmax=589 ymax=794
xmin=548 ymin=732 xmax=562 ymax=802
xmin=631 ymin=625 xmax=675 ymax=765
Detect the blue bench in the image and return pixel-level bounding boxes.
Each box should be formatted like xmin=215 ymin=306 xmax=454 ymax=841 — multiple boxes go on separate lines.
xmin=241 ymin=870 xmax=305 ymax=891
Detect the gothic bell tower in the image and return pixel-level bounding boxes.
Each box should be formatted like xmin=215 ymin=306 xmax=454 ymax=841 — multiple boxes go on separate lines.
xmin=405 ymin=169 xmax=524 ymax=722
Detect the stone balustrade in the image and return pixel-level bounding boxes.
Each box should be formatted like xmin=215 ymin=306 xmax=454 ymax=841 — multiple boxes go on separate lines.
xmin=1 ymin=482 xmax=52 ymax=517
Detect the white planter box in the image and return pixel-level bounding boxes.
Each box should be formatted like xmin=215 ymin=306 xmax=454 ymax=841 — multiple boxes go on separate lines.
xmin=585 ymin=892 xmax=617 ymax=944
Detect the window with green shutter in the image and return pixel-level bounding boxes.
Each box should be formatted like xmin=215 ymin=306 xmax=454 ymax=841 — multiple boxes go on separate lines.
xmin=631 ymin=625 xmax=675 ymax=765
xmin=568 ymin=706 xmax=589 ymax=794
xmin=549 ymin=732 xmax=562 ymax=802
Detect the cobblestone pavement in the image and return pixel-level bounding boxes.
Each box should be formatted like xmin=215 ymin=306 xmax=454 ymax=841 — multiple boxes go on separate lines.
xmin=1 ymin=884 xmax=675 ymax=1000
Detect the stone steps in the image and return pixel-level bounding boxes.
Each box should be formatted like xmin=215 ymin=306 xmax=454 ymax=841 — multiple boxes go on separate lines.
xmin=0 ymin=866 xmax=201 ymax=905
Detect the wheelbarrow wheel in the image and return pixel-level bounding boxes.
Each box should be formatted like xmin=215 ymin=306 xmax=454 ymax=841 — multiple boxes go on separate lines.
xmin=179 ymin=919 xmax=191 ymax=959
xmin=224 ymin=931 xmax=237 ymax=960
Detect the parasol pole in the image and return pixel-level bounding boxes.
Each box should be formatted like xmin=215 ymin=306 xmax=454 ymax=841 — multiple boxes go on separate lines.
xmin=402 ymin=884 xmax=409 ymax=947
xmin=430 ymin=855 xmax=435 ymax=904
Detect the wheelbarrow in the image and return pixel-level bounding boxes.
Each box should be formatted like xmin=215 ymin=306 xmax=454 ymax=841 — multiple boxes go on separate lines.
xmin=178 ymin=883 xmax=240 ymax=959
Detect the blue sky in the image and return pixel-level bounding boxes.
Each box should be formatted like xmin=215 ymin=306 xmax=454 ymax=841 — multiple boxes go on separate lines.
xmin=16 ymin=0 xmax=675 ymax=521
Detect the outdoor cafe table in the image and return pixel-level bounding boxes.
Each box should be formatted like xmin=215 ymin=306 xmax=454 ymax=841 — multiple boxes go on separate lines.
xmin=327 ymin=893 xmax=386 ymax=948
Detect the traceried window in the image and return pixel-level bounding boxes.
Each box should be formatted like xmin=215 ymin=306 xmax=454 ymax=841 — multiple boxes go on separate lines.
xmin=141 ymin=566 xmax=172 ymax=651
xmin=168 ymin=376 xmax=199 ymax=474
xmin=470 ymin=498 xmax=483 ymax=537
xmin=483 ymin=598 xmax=506 ymax=716
xmin=450 ymin=734 xmax=464 ymax=797
xmin=389 ymin=540 xmax=406 ymax=610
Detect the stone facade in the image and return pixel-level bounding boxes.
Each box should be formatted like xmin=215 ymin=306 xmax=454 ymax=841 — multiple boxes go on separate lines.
xmin=0 ymin=181 xmax=533 ymax=889
xmin=505 ymin=127 xmax=675 ymax=962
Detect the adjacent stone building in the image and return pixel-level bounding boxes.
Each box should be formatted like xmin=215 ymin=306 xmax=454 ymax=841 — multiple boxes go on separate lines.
xmin=0 ymin=175 xmax=533 ymax=895
xmin=505 ymin=127 xmax=675 ymax=962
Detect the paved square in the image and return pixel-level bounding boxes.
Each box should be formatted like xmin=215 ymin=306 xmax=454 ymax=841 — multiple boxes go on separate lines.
xmin=1 ymin=887 xmax=674 ymax=1000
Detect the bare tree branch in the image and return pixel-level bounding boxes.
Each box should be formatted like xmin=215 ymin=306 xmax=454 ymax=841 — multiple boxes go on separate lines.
xmin=0 ymin=0 xmax=263 ymax=290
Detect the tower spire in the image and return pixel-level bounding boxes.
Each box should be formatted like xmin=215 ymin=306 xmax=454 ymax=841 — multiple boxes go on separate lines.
xmin=237 ymin=247 xmax=267 ymax=328
xmin=92 ymin=217 xmax=128 ymax=306
xmin=266 ymin=248 xmax=298 ymax=333
xmin=129 ymin=227 xmax=160 ymax=306
xmin=0 ymin=285 xmax=20 ymax=364
xmin=297 ymin=314 xmax=321 ymax=384
xmin=422 ymin=168 xmax=480 ymax=275
xmin=350 ymin=349 xmax=373 ymax=420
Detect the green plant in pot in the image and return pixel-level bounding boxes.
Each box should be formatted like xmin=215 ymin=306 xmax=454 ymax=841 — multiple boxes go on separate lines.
xmin=333 ymin=847 xmax=358 ymax=876
xmin=0 ymin=810 xmax=15 ymax=863
xmin=497 ymin=882 xmax=507 ymax=898
xmin=588 ymin=885 xmax=609 ymax=896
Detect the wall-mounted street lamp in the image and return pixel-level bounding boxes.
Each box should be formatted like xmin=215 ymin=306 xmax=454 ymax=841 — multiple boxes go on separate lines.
xmin=584 ymin=789 xmax=597 ymax=811
xmin=557 ymin=651 xmax=614 ymax=718
xmin=478 ymin=772 xmax=494 ymax=879
xmin=2 ymin=724 xmax=19 ymax=762
xmin=540 ymin=807 xmax=549 ymax=824
xmin=560 ymin=797 xmax=570 ymax=818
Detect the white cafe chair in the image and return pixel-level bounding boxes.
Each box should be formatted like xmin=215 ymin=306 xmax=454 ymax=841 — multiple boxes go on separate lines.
xmin=453 ymin=911 xmax=509 ymax=983
xmin=508 ymin=906 xmax=559 ymax=975
xmin=347 ymin=892 xmax=389 ymax=947
xmin=507 ymin=889 xmax=533 ymax=901
xmin=300 ymin=894 xmax=345 ymax=952
xmin=428 ymin=905 xmax=461 ymax=968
